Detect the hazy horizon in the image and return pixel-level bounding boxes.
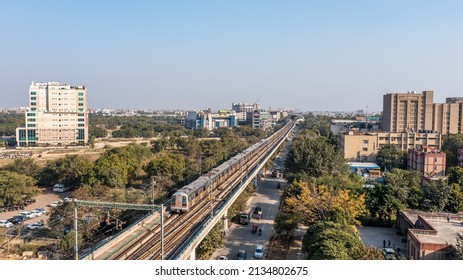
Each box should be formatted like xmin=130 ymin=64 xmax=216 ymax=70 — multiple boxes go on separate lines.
xmin=1 ymin=1 xmax=462 ymax=112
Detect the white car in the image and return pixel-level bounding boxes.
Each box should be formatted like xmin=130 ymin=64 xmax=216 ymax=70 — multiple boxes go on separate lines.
xmin=254 ymin=245 xmax=264 ymax=259
xmin=31 ymin=209 xmax=43 ymax=216
xmin=0 ymin=220 xmax=14 ymax=228
xmin=49 ymin=201 xmax=60 ymax=207
xmin=27 ymin=222 xmax=45 ymax=230
xmin=217 ymin=256 xmax=228 ymax=260
xmin=19 ymin=211 xmax=36 ymax=219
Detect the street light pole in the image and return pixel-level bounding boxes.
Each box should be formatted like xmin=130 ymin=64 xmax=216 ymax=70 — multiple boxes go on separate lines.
xmin=150 ymin=176 xmax=156 ymax=212
xmin=73 ymin=200 xmax=78 ymax=260
xmin=161 ymin=204 xmax=164 ymax=260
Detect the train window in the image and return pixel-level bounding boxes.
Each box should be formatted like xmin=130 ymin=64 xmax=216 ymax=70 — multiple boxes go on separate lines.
xmin=182 ymin=196 xmax=187 ymax=207
xmin=171 ymin=197 xmax=176 ymax=206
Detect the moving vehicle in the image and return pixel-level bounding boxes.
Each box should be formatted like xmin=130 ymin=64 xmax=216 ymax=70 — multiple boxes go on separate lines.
xmin=170 ymin=121 xmax=296 ymax=213
xmin=254 ymin=245 xmax=264 ymax=259
xmin=236 ymin=250 xmax=247 ymax=260
xmin=253 ymin=206 xmax=263 ymax=219
xmin=239 ymin=213 xmax=250 ymax=225
xmin=53 ymin=184 xmax=73 ymax=193
xmin=0 ymin=220 xmax=13 ymax=228
xmin=252 ymin=223 xmax=258 ymax=233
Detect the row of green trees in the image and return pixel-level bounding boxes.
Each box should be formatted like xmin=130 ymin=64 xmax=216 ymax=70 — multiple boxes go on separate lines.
xmin=276 ymin=114 xmax=383 ymax=259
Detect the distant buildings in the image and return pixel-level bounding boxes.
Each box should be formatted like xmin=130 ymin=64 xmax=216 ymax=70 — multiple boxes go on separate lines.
xmin=185 ymin=110 xmax=237 ymax=130
xmin=407 ymin=145 xmax=446 ymax=178
xmin=338 ymin=130 xmax=442 ymax=162
xmin=16 ymin=82 xmax=88 ymax=147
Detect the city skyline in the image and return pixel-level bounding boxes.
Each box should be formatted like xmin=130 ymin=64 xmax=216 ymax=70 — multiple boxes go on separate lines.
xmin=1 ymin=1 xmax=463 ymax=111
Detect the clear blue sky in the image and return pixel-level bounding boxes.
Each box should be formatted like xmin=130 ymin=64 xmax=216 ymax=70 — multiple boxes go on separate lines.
xmin=1 ymin=0 xmax=462 ymax=112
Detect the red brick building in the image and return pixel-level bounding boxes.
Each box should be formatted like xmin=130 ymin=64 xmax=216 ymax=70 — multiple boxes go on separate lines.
xmin=397 ymin=210 xmax=463 ymax=260
xmin=407 ymin=145 xmax=446 ymax=178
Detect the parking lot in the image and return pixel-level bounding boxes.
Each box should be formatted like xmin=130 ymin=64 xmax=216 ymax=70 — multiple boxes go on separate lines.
xmin=0 ymin=187 xmax=71 ymax=227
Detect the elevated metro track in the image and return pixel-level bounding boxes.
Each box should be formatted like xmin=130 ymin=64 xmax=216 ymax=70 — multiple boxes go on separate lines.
xmin=83 ymin=120 xmax=296 ymax=260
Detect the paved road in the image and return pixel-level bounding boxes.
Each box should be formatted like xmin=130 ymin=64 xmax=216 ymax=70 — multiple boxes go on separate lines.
xmin=213 ymin=138 xmax=291 ymax=260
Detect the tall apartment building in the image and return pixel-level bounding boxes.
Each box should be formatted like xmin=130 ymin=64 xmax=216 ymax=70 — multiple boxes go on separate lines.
xmin=16 ymin=82 xmax=88 ymax=147
xmin=382 ymin=91 xmax=463 ymax=134
xmin=382 ymin=91 xmax=434 ymax=132
xmin=231 ymin=102 xmax=260 ymax=113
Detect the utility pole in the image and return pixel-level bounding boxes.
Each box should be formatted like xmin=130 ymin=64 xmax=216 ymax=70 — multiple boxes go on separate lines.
xmin=161 ymin=204 xmax=164 ymax=260
xmin=150 ymin=176 xmax=156 ymax=212
xmin=73 ymin=200 xmax=78 ymax=260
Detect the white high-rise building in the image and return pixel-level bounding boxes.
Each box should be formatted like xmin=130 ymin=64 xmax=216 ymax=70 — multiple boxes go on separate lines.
xmin=16 ymin=81 xmax=88 ymax=147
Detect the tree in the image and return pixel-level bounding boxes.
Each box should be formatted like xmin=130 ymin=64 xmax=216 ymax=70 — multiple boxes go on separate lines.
xmin=37 ymin=155 xmax=95 ymax=187
xmin=442 ymin=134 xmax=463 ymax=168
xmin=448 ymin=237 xmax=463 ymax=260
xmin=286 ymin=137 xmax=349 ymax=179
xmin=446 ymin=183 xmax=463 ymax=213
xmin=2 ymin=158 xmax=40 ymax=178
xmin=284 ymin=181 xmax=367 ymax=226
xmin=144 ymin=153 xmax=186 ymax=183
xmin=302 ymin=221 xmax=367 ymax=260
xmin=420 ymin=180 xmax=451 ymax=212
xmin=376 ymin=144 xmax=406 ymax=171
xmin=196 ymin=221 xmax=224 ymax=259
xmin=273 ymin=212 xmax=298 ymax=239
xmin=88 ymin=126 xmax=107 ymax=138
xmin=448 ymin=166 xmax=463 ymax=186
xmin=0 ymin=171 xmax=40 ymax=207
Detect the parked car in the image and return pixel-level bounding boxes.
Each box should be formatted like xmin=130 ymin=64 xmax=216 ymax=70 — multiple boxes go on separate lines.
xmin=217 ymin=256 xmax=228 ymax=260
xmin=382 ymin=248 xmax=395 ymax=260
xmin=8 ymin=216 xmax=26 ymax=225
xmin=31 ymin=209 xmax=44 ymax=216
xmin=0 ymin=220 xmax=14 ymax=228
xmin=27 ymin=222 xmax=45 ymax=230
xmin=35 ymin=208 xmax=48 ymax=214
xmin=19 ymin=211 xmax=36 ymax=219
xmin=236 ymin=250 xmax=247 ymax=260
xmin=49 ymin=201 xmax=60 ymax=207
xmin=254 ymin=245 xmax=264 ymax=259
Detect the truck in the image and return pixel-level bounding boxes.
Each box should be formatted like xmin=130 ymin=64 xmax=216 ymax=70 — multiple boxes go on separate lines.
xmin=239 ymin=212 xmax=250 ymax=225
xmin=53 ymin=184 xmax=72 ymax=193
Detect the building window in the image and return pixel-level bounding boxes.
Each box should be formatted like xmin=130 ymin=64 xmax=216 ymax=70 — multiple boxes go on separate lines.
xmin=78 ymin=118 xmax=85 ymax=122
xmin=31 ymin=108 xmax=36 ymax=111
xmin=31 ymin=102 xmax=36 ymax=106
xmin=27 ymin=124 xmax=36 ymax=127
xmin=27 ymin=113 xmax=35 ymax=116
xmin=78 ymin=123 xmax=85 ymax=127
xmin=363 ymin=140 xmax=368 ymax=144
xmin=78 ymin=113 xmax=84 ymax=117
xmin=78 ymin=92 xmax=84 ymax=96
xmin=30 ymin=91 xmax=36 ymax=95
xmin=78 ymin=97 xmax=84 ymax=101
xmin=78 ymin=108 xmax=84 ymax=112
xmin=31 ymin=97 xmax=36 ymax=100
xmin=78 ymin=103 xmax=84 ymax=106
xmin=28 ymin=118 xmax=35 ymax=122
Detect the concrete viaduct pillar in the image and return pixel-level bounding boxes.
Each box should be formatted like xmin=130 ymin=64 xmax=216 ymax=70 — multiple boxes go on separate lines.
xmin=222 ymin=209 xmax=228 ymax=232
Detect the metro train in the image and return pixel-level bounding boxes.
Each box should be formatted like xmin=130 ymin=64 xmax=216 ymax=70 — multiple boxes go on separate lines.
xmin=170 ymin=121 xmax=294 ymax=213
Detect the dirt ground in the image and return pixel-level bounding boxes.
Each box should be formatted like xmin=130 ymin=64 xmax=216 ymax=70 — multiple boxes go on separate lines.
xmin=0 ymin=187 xmax=71 ymax=224
xmin=0 ymin=138 xmax=157 ymax=168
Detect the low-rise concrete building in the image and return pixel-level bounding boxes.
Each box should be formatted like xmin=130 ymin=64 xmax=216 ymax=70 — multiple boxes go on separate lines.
xmin=397 ymin=209 xmax=463 ymax=260
xmin=408 ymin=145 xmax=446 ymax=178
xmin=338 ymin=130 xmax=442 ymax=162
